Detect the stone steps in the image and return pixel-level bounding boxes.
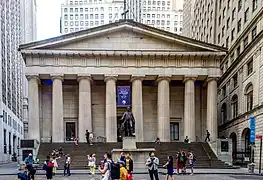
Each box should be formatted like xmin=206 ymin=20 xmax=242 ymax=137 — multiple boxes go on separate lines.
xmin=37 ymin=142 xmax=231 ymax=169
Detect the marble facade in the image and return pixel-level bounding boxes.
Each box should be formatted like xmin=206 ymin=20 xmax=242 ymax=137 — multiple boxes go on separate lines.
xmin=20 ymin=20 xmax=227 ymax=143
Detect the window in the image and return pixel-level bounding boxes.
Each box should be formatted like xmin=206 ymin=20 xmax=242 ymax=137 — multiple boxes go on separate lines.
xmin=233 ymin=73 xmax=238 ymax=88
xmin=64 ymin=8 xmax=68 ymax=13
xmin=218 ymin=33 xmax=221 ymax=44
xmin=219 ymin=0 xmax=222 ymax=9
xmin=230 ymin=53 xmax=235 ymax=62
xmin=170 ymin=122 xmax=179 ymax=141
xmin=243 ymin=36 xmax=248 ymax=48
xmin=75 ymin=8 xmax=78 ymax=12
xmin=222 ymin=85 xmax=226 ymax=97
xmin=100 ymin=7 xmax=104 ymax=11
xmin=237 ymin=19 xmax=241 ymax=32
xmin=253 ymin=0 xmax=257 ymax=11
xmin=227 ymin=0 xmax=231 ymax=10
xmin=75 ymin=21 xmax=79 ymax=26
xmin=244 ymin=8 xmax=249 ymax=23
xmin=221 ymin=103 xmax=227 ymax=124
xmin=70 ymin=8 xmax=73 ymax=12
xmin=3 ymin=129 xmax=7 ymax=154
xmin=218 ymin=16 xmax=221 ymax=26
xmin=226 ymin=37 xmax=229 ymax=48
xmin=238 ymin=0 xmax=242 ymax=11
xmin=64 ymin=15 xmax=68 ymax=20
xmin=245 ymin=84 xmax=253 ymax=111
xmin=231 ymin=95 xmax=238 ymax=119
xmin=80 ymin=8 xmax=83 ymax=12
xmin=231 ymin=28 xmax=235 ymax=41
xmin=223 ymin=7 xmax=226 ymax=18
xmin=247 ymin=59 xmax=253 ymax=75
xmin=252 ymin=26 xmax=257 ymax=40
xmin=227 ymin=17 xmax=230 ymax=29
xmin=237 ymin=46 xmax=241 ymax=56
xmin=222 ymin=26 xmax=225 ymax=37
xmin=232 ymin=8 xmax=236 ymax=21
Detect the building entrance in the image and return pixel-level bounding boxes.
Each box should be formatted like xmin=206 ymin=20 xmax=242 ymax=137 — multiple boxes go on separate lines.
xmin=65 ymin=122 xmax=76 ymax=141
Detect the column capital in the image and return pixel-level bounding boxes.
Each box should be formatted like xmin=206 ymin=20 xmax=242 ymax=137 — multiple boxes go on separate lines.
xmin=206 ymin=77 xmax=219 ymax=83
xmin=51 ymin=74 xmax=64 ymax=81
xmin=156 ymin=75 xmax=171 ymax=83
xmin=26 ymin=74 xmax=40 ymax=84
xmin=130 ymin=75 xmax=145 ymax=82
xmin=183 ymin=76 xmax=197 ymax=83
xmin=77 ymin=74 xmax=92 ymax=82
xmin=104 ymin=75 xmax=118 ymax=82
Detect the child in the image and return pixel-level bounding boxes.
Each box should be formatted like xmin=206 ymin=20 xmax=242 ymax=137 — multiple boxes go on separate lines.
xmin=119 ymin=161 xmax=128 ymax=180
xmin=88 ymin=153 xmax=96 ymax=179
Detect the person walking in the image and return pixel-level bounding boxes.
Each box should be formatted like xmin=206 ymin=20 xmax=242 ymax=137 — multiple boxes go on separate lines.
xmin=125 ymin=152 xmax=133 ymax=180
xmin=43 ymin=156 xmax=54 ymax=180
xmin=163 ymin=156 xmax=174 ymax=180
xmin=63 ymin=154 xmax=71 ymax=176
xmin=146 ymin=152 xmax=159 ymax=180
xmin=205 ymin=130 xmax=211 ymax=142
xmin=188 ymin=151 xmax=195 ymax=175
xmin=99 ymin=152 xmax=112 ymax=180
xmin=88 ymin=154 xmax=96 ymax=179
xmin=85 ymin=130 xmax=90 ymax=144
xmin=119 ymin=161 xmax=128 ymax=180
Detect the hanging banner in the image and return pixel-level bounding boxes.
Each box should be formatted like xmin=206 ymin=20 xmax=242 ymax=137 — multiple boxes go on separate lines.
xmin=250 ymin=116 xmax=256 ymax=143
xmin=117 ymin=86 xmax=131 ymax=107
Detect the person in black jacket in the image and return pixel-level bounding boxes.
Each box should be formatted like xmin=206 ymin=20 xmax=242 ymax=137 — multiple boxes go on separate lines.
xmin=125 ymin=152 xmax=134 ymax=177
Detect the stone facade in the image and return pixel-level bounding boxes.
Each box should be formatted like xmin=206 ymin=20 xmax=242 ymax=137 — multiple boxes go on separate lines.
xmin=20 ymin=20 xmax=226 ymax=143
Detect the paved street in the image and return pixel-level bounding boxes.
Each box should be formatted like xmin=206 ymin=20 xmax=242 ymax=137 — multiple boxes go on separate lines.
xmin=1 ymin=174 xmax=263 ymax=180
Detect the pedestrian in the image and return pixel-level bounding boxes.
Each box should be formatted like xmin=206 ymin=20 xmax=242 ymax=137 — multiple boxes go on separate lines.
xmin=88 ymin=153 xmax=96 ymax=179
xmin=188 ymin=151 xmax=195 ymax=175
xmin=120 ymin=152 xmax=126 ymax=163
xmin=74 ymin=136 xmax=79 ymax=146
xmin=85 ymin=130 xmax=90 ymax=144
xmin=163 ymin=156 xmax=174 ymax=180
xmin=52 ymin=156 xmax=59 ymax=176
xmin=25 ymin=153 xmax=36 ymax=180
xmin=63 ymin=154 xmax=71 ymax=176
xmin=125 ymin=152 xmax=133 ymax=180
xmin=184 ymin=136 xmax=189 ymax=143
xmin=176 ymin=152 xmax=182 ymax=174
xmin=181 ymin=151 xmax=187 ymax=174
xmin=119 ymin=161 xmax=128 ymax=180
xmin=205 ymin=130 xmax=211 ymax=142
xmin=99 ymin=152 xmax=112 ymax=180
xmin=146 ymin=151 xmax=159 ymax=180
xmin=89 ymin=132 xmax=94 ymax=145
xmin=43 ymin=156 xmax=54 ymax=180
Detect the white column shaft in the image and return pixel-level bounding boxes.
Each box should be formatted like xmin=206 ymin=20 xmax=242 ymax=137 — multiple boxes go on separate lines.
xmin=157 ymin=78 xmax=170 ymax=142
xmin=105 ymin=77 xmax=117 ymax=142
xmin=52 ymin=77 xmax=64 ymax=142
xmin=207 ymin=79 xmax=218 ymax=141
xmin=184 ymin=79 xmax=196 ymax=142
xmin=132 ymin=78 xmax=144 ymax=142
xmin=28 ymin=77 xmax=40 ymax=141
xmin=78 ymin=77 xmax=92 ymax=142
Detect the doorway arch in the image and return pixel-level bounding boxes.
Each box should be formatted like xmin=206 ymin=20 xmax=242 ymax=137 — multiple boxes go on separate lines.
xmin=230 ymin=132 xmax=237 ymax=163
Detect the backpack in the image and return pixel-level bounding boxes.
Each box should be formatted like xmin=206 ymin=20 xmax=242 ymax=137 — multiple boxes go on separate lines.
xmin=108 ymin=161 xmax=120 ymax=179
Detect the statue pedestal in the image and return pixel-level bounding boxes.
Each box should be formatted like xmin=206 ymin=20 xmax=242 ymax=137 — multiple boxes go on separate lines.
xmin=112 ymin=137 xmax=155 ymax=169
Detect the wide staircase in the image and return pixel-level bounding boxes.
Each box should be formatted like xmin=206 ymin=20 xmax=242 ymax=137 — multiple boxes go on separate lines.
xmin=37 ymin=142 xmax=231 ymax=169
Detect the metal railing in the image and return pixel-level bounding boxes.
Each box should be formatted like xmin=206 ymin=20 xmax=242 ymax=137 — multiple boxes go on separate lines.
xmin=196 ymin=136 xmax=212 ymax=167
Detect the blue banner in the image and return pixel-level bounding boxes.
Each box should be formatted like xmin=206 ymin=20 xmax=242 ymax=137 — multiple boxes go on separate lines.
xmin=250 ymin=116 xmax=256 ymax=143
xmin=117 ymin=86 xmax=131 ymax=107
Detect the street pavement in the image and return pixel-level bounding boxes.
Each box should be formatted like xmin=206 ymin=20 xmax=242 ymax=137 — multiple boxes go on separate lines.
xmin=0 ymin=174 xmax=263 ymax=180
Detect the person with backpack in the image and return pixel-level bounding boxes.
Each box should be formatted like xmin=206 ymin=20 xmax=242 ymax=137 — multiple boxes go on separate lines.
xmin=188 ymin=151 xmax=195 ymax=175
xmin=99 ymin=152 xmax=114 ymax=180
xmin=146 ymin=152 xmax=159 ymax=180
xmin=43 ymin=156 xmax=54 ymax=180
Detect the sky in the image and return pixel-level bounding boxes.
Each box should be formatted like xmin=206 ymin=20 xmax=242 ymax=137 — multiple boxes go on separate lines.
xmin=36 ymin=0 xmax=184 ymax=41
xmin=37 ymin=0 xmax=65 ymax=40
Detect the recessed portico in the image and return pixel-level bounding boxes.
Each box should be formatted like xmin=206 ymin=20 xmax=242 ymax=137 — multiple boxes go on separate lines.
xmin=20 ymin=20 xmax=227 ymax=143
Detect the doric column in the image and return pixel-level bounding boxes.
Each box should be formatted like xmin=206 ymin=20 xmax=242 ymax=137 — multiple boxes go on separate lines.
xmin=27 ymin=75 xmax=40 ymax=142
xmin=51 ymin=75 xmax=64 ymax=142
xmin=184 ymin=76 xmax=196 ymax=142
xmin=157 ymin=76 xmax=171 ymax=142
xmin=131 ymin=76 xmax=144 ymax=142
xmin=78 ymin=74 xmax=92 ymax=143
xmin=105 ymin=76 xmax=117 ymax=142
xmin=207 ymin=77 xmax=218 ymax=141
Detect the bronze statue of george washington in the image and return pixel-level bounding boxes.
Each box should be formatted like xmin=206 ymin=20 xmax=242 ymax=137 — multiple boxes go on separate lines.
xmin=120 ymin=106 xmax=135 ymax=137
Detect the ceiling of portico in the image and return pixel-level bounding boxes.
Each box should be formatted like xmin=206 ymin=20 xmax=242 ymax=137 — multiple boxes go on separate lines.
xmin=20 ymin=20 xmax=227 ymax=54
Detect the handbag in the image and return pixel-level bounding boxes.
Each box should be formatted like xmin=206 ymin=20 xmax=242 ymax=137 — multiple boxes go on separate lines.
xmin=128 ymin=173 xmax=132 ymax=180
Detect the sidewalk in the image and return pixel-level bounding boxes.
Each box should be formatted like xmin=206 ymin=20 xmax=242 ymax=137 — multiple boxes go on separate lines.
xmin=0 ymin=163 xmax=262 ymax=176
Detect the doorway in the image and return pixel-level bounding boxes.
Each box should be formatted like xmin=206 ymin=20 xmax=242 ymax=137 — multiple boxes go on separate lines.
xmin=65 ymin=122 xmax=76 ymax=141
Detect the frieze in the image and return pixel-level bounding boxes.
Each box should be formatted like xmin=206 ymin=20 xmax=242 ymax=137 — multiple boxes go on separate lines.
xmin=135 ymin=57 xmax=142 ymax=67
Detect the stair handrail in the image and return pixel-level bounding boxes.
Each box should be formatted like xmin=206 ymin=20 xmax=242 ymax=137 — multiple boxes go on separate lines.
xmin=196 ymin=136 xmax=212 ymax=167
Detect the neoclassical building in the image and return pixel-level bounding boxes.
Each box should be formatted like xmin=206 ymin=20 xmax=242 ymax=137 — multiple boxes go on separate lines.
xmin=19 ymin=20 xmax=227 ymax=143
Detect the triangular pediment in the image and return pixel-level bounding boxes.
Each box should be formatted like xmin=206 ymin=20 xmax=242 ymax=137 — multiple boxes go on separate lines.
xmin=19 ymin=20 xmax=227 ymax=53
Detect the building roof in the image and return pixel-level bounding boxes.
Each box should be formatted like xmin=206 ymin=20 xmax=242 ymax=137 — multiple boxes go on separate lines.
xmin=19 ymin=19 xmax=228 ymax=52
